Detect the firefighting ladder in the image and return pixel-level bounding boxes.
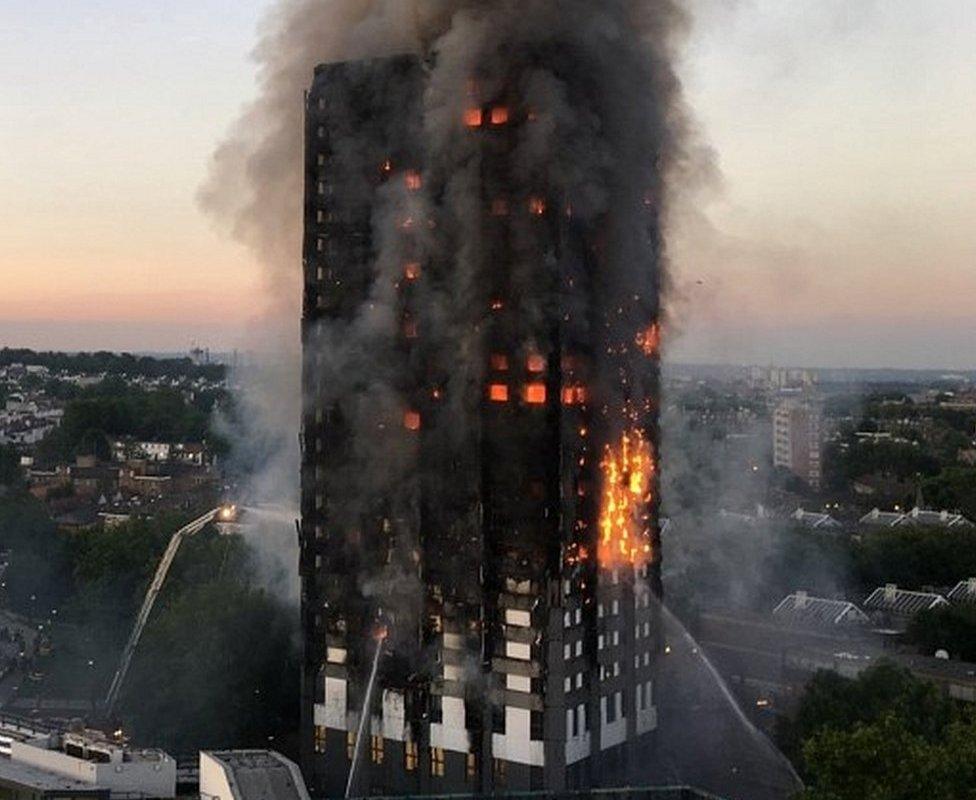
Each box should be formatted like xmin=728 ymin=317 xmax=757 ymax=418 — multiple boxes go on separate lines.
xmin=102 ymin=508 xmax=220 ymax=717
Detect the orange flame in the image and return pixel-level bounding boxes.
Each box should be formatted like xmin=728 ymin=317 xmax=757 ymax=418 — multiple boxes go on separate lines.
xmin=635 ymin=322 xmax=661 ymax=358
xmin=598 ymin=429 xmax=654 ymax=566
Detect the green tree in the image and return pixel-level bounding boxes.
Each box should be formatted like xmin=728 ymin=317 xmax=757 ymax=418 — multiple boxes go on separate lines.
xmin=779 ymin=662 xmax=955 ymax=771
xmin=0 ymin=445 xmax=21 ymax=487
xmin=0 ymin=493 xmax=71 ymax=614
xmin=852 ymin=527 xmax=976 ymax=590
xmin=798 ymin=713 xmax=976 ymax=800
xmin=120 ymin=576 xmax=298 ymax=754
xmin=907 ymin=604 xmax=976 ymax=661
xmin=923 ymin=467 xmax=976 ymax=521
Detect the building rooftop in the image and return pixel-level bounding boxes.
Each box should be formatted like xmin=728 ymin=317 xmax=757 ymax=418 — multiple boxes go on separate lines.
xmin=790 ymin=509 xmax=843 ymax=530
xmin=0 ymin=754 xmax=105 ymax=796
xmin=860 ymin=507 xmax=974 ymax=529
xmin=773 ymin=592 xmax=869 ymax=627
xmin=204 ymin=750 xmax=310 ymax=800
xmin=863 ymin=584 xmax=948 ymax=617
xmin=947 ymin=578 xmax=976 ymax=605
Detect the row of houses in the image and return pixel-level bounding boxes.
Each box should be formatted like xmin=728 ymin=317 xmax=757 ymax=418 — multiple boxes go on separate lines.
xmin=0 ymin=395 xmax=64 ymax=447
xmin=28 ymin=454 xmax=216 ymax=504
xmin=789 ymin=505 xmax=975 ymax=532
xmin=773 ymin=578 xmax=976 ymax=632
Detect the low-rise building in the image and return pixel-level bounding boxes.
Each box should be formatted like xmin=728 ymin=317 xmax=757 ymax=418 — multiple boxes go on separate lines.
xmin=860 ymin=507 xmax=974 ymax=529
xmin=772 ymin=592 xmax=869 ymax=628
xmin=946 ymin=578 xmax=976 ymax=606
xmin=863 ymin=584 xmax=948 ymax=628
xmin=200 ymin=750 xmax=310 ymax=800
xmin=790 ymin=509 xmax=843 ymax=531
xmin=0 ymin=727 xmax=175 ymax=799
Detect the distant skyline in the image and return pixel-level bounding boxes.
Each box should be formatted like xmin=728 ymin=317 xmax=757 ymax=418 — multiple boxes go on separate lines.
xmin=2 ymin=0 xmax=974 ymax=368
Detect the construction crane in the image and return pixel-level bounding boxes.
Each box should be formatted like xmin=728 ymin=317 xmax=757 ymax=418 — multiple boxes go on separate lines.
xmin=102 ymin=507 xmax=224 ymax=717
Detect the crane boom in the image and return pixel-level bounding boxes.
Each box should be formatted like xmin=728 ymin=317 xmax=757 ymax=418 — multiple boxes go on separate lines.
xmin=102 ymin=508 xmax=220 ymax=717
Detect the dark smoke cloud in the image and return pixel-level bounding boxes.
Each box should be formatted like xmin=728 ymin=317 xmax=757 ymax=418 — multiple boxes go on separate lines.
xmin=199 ymin=0 xmax=703 ymax=605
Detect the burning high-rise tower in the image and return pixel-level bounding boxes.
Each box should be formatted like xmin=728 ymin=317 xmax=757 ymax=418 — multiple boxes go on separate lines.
xmin=299 ymin=7 xmax=676 ymax=795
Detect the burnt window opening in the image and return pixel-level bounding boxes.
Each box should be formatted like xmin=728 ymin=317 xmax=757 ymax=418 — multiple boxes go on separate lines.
xmin=492 ymin=704 xmax=505 ymax=734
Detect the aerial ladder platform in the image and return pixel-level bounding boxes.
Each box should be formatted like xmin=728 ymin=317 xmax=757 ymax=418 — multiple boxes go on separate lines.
xmin=102 ymin=507 xmax=223 ymax=717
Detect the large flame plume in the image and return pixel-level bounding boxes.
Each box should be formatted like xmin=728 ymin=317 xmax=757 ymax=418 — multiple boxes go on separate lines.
xmin=599 ymin=428 xmax=655 ymax=567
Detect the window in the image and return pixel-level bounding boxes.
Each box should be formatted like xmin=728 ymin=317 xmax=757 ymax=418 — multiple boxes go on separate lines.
xmin=598 ymin=634 xmax=605 ymax=650
xmin=612 ymin=631 xmax=620 ymax=646
xmin=575 ymin=672 xmax=583 ymax=689
xmin=564 ymin=643 xmax=571 ymax=660
xmin=492 ymin=705 xmax=506 ymax=734
xmin=346 ymin=732 xmax=356 ymax=760
xmin=612 ymin=599 xmax=619 ymax=615
xmin=405 ymin=741 xmax=418 ymax=771
xmin=564 ymin=676 xmax=571 ymax=693
xmin=371 ymin=735 xmax=384 ymax=764
xmin=489 ymin=384 xmax=510 ymax=403
xmin=493 ymin=758 xmax=507 ymax=784
xmin=523 ymin=383 xmax=547 ymax=404
xmin=314 ymin=726 xmax=326 ymax=753
xmin=431 ymin=747 xmax=445 ymax=777
xmin=466 ymin=752 xmax=478 ymax=780
xmin=564 ymin=611 xmax=571 ymax=628
xmin=490 ymin=106 xmax=509 ymax=125
xmin=644 ymin=652 xmax=651 ymax=666
xmin=598 ymin=603 xmax=604 ymax=618
xmin=574 ymin=608 xmax=582 ymax=624
xmin=636 ymin=683 xmax=644 ymax=711
xmin=575 ymin=640 xmax=582 ymax=657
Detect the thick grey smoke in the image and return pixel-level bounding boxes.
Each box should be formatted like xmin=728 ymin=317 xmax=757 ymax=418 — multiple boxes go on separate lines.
xmin=200 ymin=0 xmax=698 ymax=604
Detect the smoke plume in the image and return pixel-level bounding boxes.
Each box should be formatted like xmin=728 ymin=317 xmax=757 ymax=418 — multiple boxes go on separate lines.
xmin=200 ymin=0 xmax=699 ymax=603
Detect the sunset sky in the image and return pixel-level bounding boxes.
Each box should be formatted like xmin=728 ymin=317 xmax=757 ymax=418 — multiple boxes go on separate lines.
xmin=2 ymin=0 xmax=974 ymax=367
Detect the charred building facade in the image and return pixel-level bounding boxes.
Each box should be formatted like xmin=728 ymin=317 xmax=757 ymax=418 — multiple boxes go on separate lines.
xmin=301 ymin=50 xmax=664 ymax=798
